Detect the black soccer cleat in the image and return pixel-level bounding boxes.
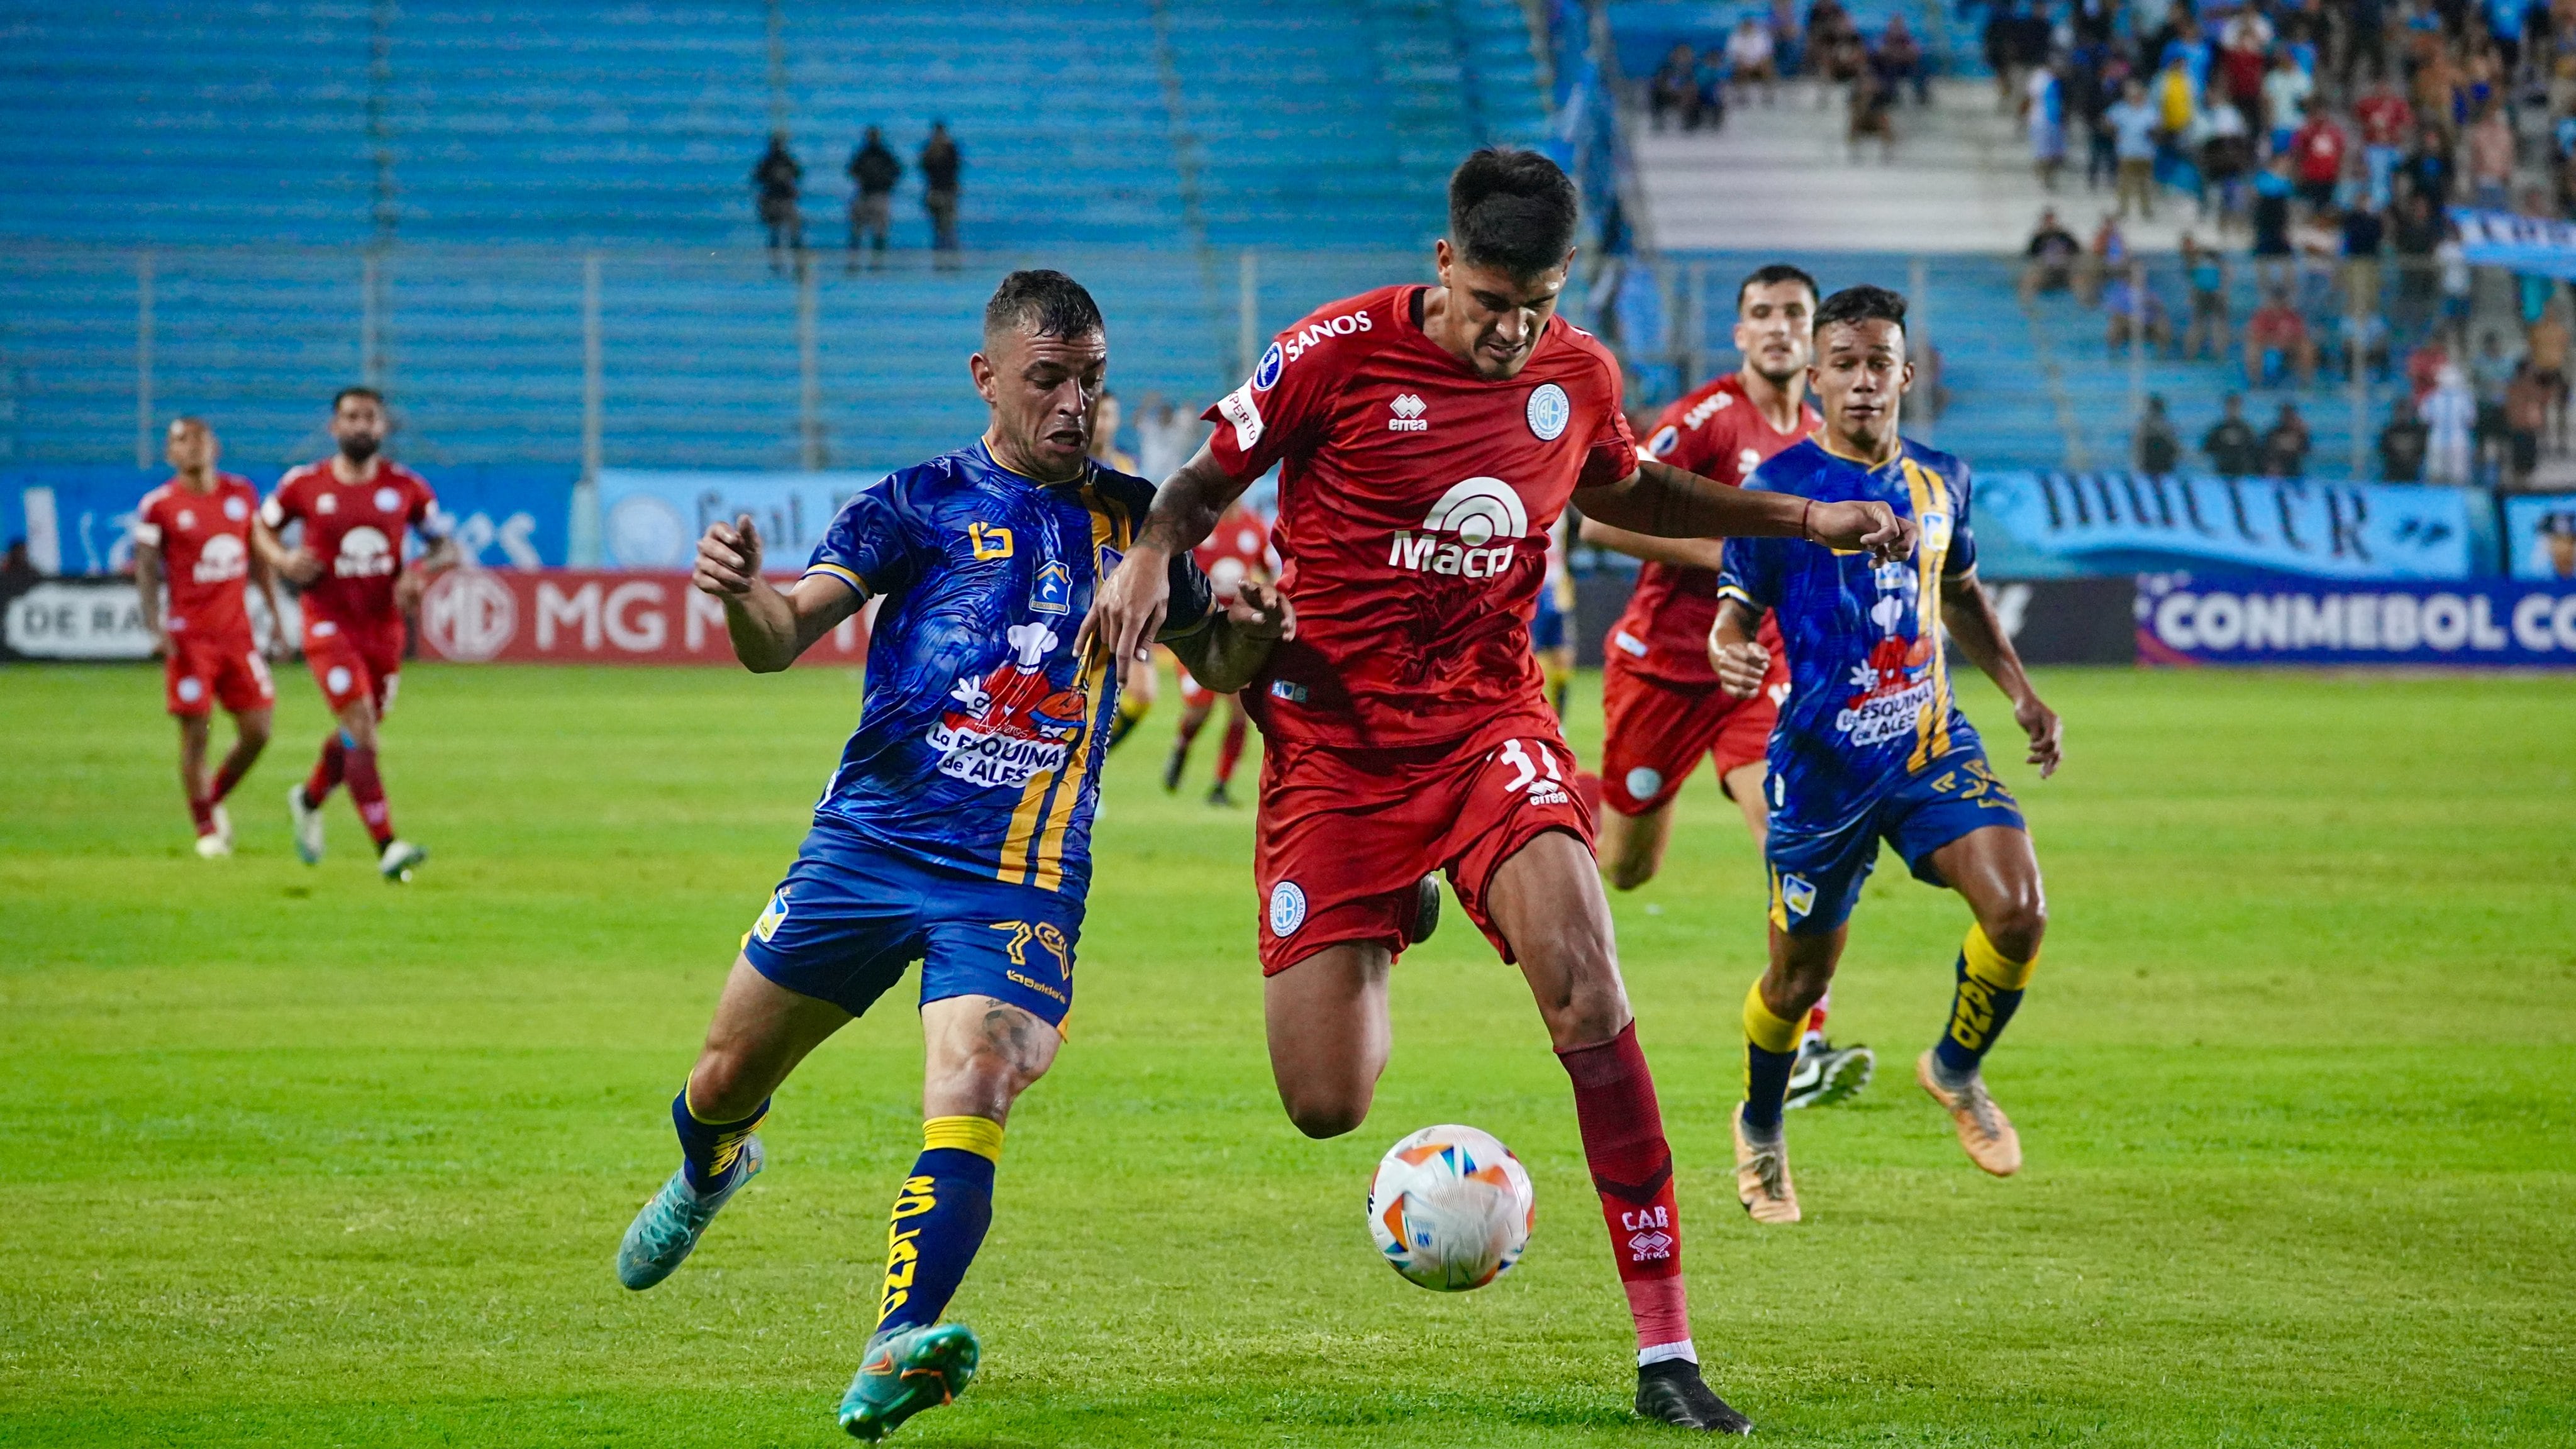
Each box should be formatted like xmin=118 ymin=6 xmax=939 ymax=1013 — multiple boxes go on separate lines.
xmin=1162 ymin=745 xmax=1186 ymax=794
xmin=1402 ymin=872 xmax=1443 ymax=946
xmin=1636 ymin=1359 xmax=1755 ymax=1435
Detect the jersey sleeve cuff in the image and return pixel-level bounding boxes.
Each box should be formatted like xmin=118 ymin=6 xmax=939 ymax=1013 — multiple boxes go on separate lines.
xmin=802 ymin=560 xmax=868 ymax=596
xmin=1715 ymin=582 xmax=1758 ymax=609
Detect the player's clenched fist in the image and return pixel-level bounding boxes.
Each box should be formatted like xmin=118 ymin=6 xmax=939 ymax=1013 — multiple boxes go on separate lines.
xmin=1075 ymin=544 xmax=1169 ymax=665
xmin=1806 ymin=499 xmax=1915 ymax=564
xmin=1710 ymin=630 xmax=1770 ymax=701
xmin=694 ymin=513 xmax=763 ymax=596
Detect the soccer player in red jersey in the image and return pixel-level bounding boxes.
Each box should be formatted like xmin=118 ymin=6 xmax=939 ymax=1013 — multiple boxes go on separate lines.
xmin=259 ymin=387 xmax=457 ymax=882
xmin=1162 ymin=499 xmax=1272 ymax=805
xmin=1580 ymin=264 xmax=1873 ymax=1109
xmin=132 ymin=418 xmax=284 ymax=857
xmin=1084 ymin=150 xmax=1913 ymax=1434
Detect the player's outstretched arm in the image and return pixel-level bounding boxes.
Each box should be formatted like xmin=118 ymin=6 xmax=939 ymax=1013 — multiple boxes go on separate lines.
xmin=1707 ymin=597 xmax=1771 ymax=701
xmin=1166 ymin=578 xmax=1296 ymax=695
xmin=1079 ymin=441 xmax=1252 ymax=669
xmin=1577 ymin=460 xmax=1917 ymax=564
xmin=694 ymin=514 xmax=863 ymax=674
xmin=1577 ymin=515 xmax=1728 ymax=572
xmin=1940 ymin=572 xmax=2062 ymax=778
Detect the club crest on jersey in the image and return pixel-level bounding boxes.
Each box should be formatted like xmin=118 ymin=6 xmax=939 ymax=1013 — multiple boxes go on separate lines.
xmin=926 ymin=622 xmax=1087 ymax=789
xmin=373 ymin=486 xmax=401 ymax=513
xmin=224 ymin=496 xmax=249 ymax=521
xmin=1526 ymin=383 xmax=1570 ymax=441
xmin=1385 ymin=477 xmax=1527 ymax=579
xmin=1269 ymin=880 xmax=1307 ymax=937
xmin=1387 ymin=393 xmax=1428 ymax=433
xmin=1030 ymin=559 xmax=1072 ymax=615
xmin=1780 ymin=872 xmax=1818 ymax=920
xmin=753 ymin=888 xmax=791 ymax=943
xmin=1919 ymin=509 xmax=1953 ymax=554
xmin=1253 ymin=341 xmax=1284 ymax=391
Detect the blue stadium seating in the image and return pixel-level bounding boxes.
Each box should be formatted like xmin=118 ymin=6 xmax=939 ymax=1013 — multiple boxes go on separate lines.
xmin=0 ymin=1 xmax=1551 ymax=474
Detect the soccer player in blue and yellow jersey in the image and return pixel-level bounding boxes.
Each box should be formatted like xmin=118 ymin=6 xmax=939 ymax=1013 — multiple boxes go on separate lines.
xmin=613 ymin=270 xmax=1293 ymax=1441
xmin=1709 ymin=284 xmax=2064 ymax=1226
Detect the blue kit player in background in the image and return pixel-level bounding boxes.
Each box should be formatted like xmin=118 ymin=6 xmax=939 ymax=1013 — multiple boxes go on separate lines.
xmin=1708 ymin=284 xmax=2064 ymax=1226
xmin=613 ymin=270 xmax=1294 ymax=1442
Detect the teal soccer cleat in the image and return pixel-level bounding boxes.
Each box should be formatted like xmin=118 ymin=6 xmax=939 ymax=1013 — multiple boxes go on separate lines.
xmin=614 ymin=1135 xmax=762 ymax=1291
xmin=838 ymin=1321 xmax=980 ymax=1441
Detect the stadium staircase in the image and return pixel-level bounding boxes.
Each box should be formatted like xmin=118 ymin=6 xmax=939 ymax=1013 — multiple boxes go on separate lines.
xmin=0 ymin=1 xmax=1552 ymax=474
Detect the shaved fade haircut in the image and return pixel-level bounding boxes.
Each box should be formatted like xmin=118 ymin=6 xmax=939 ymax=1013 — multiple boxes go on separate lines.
xmin=983 ymin=269 xmax=1105 ymax=345
xmin=1736 ymin=263 xmax=1820 ymax=313
xmin=1812 ymin=284 xmax=1907 ymax=341
xmin=1448 ymin=148 xmax=1581 ymax=277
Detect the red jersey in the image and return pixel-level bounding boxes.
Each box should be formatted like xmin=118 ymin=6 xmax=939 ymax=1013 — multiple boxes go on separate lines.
xmin=2293 ymin=117 xmax=2348 ymax=184
xmin=1192 ymin=502 xmax=1273 ymax=603
xmin=260 ymin=460 xmax=445 ymax=628
xmin=2356 ymin=94 xmax=2412 ymax=148
xmin=133 ymin=473 xmax=262 ymax=642
xmin=1204 ymin=284 xmax=1637 ymax=748
xmin=1608 ymin=373 xmax=1816 ymax=687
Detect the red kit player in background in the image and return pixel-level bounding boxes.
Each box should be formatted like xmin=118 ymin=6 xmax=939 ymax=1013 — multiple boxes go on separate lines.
xmin=1083 ymin=150 xmax=1913 ymax=1435
xmin=132 ymin=417 xmax=286 ymax=857
xmin=1580 ymin=264 xmax=1876 ymax=1111
xmin=259 ymin=386 xmax=457 ymax=882
xmin=1162 ymin=499 xmax=1272 ymax=806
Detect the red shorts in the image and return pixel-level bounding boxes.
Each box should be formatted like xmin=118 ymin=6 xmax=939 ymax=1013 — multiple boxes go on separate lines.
xmin=303 ymin=617 xmax=404 ymax=715
xmin=165 ymin=630 xmax=274 ymax=716
xmin=1597 ymin=653 xmax=1786 ymax=816
xmin=1254 ymin=713 xmax=1594 ymax=975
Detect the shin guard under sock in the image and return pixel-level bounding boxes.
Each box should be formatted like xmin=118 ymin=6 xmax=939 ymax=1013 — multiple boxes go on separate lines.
xmin=1933 ymin=923 xmax=2037 ymax=1077
xmin=874 ymin=1116 xmax=1002 ymax=1336
xmin=1557 ymin=1022 xmax=1690 ymax=1357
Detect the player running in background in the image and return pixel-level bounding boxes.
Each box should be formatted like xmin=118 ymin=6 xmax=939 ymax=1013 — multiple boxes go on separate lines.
xmin=1533 ymin=513 xmax=1576 ymax=718
xmin=1083 ymin=150 xmax=1911 ymax=1435
xmin=1162 ymin=498 xmax=1272 ymax=805
xmin=1709 ymin=285 xmax=2062 ymax=1226
xmin=612 ymin=272 xmax=1291 ymax=1443
xmin=132 ymin=417 xmax=284 ymax=857
xmin=1579 ymin=264 xmax=1872 ymax=1111
xmin=260 ymin=387 xmax=453 ymax=882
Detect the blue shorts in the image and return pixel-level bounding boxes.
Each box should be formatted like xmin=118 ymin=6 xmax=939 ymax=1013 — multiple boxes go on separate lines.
xmin=1766 ymin=749 xmax=2026 ymax=936
xmin=1532 ymin=589 xmax=1568 ymax=652
xmin=740 ymin=822 xmax=1081 ymax=1028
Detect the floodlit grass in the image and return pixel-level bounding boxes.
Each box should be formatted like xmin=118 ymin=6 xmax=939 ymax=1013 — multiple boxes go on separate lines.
xmin=2 ymin=660 xmax=2571 ymax=1446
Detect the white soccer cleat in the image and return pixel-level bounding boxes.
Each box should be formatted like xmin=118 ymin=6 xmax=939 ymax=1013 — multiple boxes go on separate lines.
xmin=194 ymin=826 xmax=233 ymax=859
xmin=287 ymin=784 xmax=325 ymax=865
xmin=378 ymin=838 xmax=428 ymax=883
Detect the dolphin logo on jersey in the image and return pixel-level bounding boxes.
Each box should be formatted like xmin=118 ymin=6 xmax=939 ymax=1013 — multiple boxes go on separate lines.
xmin=926 ymin=623 xmax=1089 ymax=788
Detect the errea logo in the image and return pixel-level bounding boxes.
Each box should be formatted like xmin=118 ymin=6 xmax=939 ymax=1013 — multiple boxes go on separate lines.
xmin=1387 ymin=393 xmax=1428 ymax=433
xmin=1385 ymin=476 xmax=1527 ymax=579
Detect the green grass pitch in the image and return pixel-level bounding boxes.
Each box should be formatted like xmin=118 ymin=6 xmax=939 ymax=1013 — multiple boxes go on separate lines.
xmin=3 ymin=660 xmax=2572 ymax=1446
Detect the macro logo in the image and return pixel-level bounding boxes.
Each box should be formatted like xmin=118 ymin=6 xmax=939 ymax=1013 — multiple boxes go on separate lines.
xmin=193 ymin=532 xmax=247 ymax=585
xmin=1387 ymin=393 xmax=1428 ymax=433
xmin=1386 ymin=477 xmax=1527 ymax=579
xmin=335 ymin=525 xmax=396 ymax=578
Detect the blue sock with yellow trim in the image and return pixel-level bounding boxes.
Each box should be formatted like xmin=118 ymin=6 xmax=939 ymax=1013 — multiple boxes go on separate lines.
xmin=1932 ymin=924 xmax=2038 ymax=1079
xmin=672 ymin=1088 xmax=769 ymax=1194
xmin=1740 ymin=982 xmax=1804 ymax=1138
xmin=874 ymin=1116 xmax=1002 ymax=1336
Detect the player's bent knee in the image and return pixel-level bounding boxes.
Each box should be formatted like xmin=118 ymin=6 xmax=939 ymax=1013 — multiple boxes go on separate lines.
xmin=1282 ymin=1090 xmax=1370 ymax=1140
xmin=1985 ymin=898 xmax=2046 ymax=962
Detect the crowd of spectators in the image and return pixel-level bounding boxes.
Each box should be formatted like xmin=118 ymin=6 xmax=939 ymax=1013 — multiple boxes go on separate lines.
xmin=1645 ymin=0 xmax=1933 ymax=153
xmin=749 ymin=125 xmax=966 ymax=272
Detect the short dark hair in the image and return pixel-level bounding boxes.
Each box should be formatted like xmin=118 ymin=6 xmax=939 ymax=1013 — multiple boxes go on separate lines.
xmin=983 ymin=269 xmax=1104 ymax=343
xmin=1448 ymin=148 xmax=1580 ymax=277
xmin=332 ymin=385 xmax=385 ymax=412
xmin=1811 ymin=284 xmax=1907 ymax=341
xmin=1736 ymin=263 xmax=1819 ymax=313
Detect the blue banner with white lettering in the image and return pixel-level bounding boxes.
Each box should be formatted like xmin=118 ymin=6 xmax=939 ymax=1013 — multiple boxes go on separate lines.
xmin=2451 ymin=208 xmax=2576 ymax=281
xmin=2501 ymin=492 xmax=2576 ymax=580
xmin=2136 ymin=572 xmax=2576 ymax=666
xmin=596 ymin=468 xmax=902 ymax=570
xmin=1977 ymin=472 xmax=2475 ymax=580
xmin=2 ymin=464 xmax=572 ymax=574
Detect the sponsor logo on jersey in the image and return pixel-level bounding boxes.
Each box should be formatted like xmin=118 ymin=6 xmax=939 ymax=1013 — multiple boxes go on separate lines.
xmin=1278 ymin=308 xmax=1372 ymax=364
xmin=192 ymin=531 xmax=248 ymax=585
xmin=1646 ymin=425 xmax=1680 ymax=457
xmin=1217 ymin=385 xmax=1264 ymax=451
xmin=1268 ymin=880 xmax=1307 ymax=936
xmin=1385 ymin=477 xmax=1528 ymax=579
xmin=1613 ymin=629 xmax=1648 ymax=657
xmin=1682 ymin=388 xmax=1735 ymax=429
xmin=1030 ymin=559 xmax=1072 ymax=615
xmin=334 ymin=525 xmax=396 ymax=578
xmin=1387 ymin=392 xmax=1428 ymax=433
xmin=969 ymin=522 xmax=1014 ymax=561
xmin=926 ymin=623 xmax=1087 ymax=789
xmin=1526 ymin=383 xmax=1570 ymax=441
xmin=1253 ymin=341 xmax=1284 ymax=391
xmin=1833 ymin=561 xmax=1936 ymax=747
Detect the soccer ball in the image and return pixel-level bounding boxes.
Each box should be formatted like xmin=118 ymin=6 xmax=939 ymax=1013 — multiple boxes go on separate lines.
xmin=1365 ymin=1123 xmax=1535 ymax=1292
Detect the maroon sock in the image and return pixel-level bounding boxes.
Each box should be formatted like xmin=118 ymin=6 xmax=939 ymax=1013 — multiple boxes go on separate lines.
xmin=304 ymin=734 xmax=347 ymax=804
xmin=1572 ymin=769 xmax=1604 ymax=817
xmin=1215 ymin=715 xmax=1248 ymax=785
xmin=187 ymin=789 xmax=214 ymax=835
xmin=1558 ymin=1021 xmax=1691 ymax=1354
xmin=210 ymin=747 xmax=255 ymax=805
xmin=343 ymin=745 xmax=396 ymax=848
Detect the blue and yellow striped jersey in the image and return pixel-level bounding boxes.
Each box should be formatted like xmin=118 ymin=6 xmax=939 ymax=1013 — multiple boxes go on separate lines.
xmin=1716 ymin=435 xmax=1983 ymax=830
xmin=802 ymin=443 xmax=1214 ymax=898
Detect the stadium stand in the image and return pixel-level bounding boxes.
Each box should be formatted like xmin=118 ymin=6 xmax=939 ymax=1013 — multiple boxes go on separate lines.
xmin=0 ymin=1 xmax=1552 ymax=474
